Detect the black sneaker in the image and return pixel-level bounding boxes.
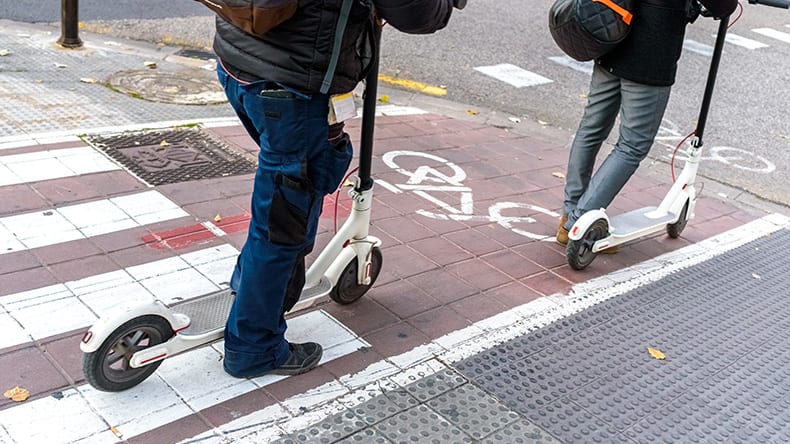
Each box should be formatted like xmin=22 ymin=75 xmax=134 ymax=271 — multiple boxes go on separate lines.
xmin=269 ymin=342 xmax=323 ymax=376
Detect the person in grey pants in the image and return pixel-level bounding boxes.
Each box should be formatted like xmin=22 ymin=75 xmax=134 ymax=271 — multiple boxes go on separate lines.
xmin=556 ymin=0 xmax=737 ymax=249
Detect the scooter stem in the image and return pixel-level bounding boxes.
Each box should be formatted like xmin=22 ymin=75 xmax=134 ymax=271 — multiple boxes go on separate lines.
xmin=694 ymin=15 xmax=730 ymax=145
xmin=357 ymin=22 xmax=382 ymax=191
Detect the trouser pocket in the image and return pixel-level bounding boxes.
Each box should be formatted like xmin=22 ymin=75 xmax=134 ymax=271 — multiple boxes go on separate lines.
xmin=312 ymin=132 xmax=353 ymax=195
xmin=269 ymin=171 xmax=313 ymax=246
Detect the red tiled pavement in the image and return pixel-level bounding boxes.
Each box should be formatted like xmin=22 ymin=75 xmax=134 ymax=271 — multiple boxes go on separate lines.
xmin=0 ymin=113 xmax=760 ymax=443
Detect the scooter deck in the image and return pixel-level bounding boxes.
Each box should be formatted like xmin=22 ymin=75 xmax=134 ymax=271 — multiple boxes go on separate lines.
xmin=171 ymin=289 xmax=234 ymax=336
xmin=610 ymin=206 xmax=677 ymax=236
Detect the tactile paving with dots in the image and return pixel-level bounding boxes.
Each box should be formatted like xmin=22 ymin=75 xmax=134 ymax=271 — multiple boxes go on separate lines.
xmin=454 ymin=228 xmax=790 ymax=443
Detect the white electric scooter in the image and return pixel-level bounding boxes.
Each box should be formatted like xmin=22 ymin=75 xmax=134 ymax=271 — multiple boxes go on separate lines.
xmin=566 ymin=11 xmax=733 ymax=270
xmin=80 ymin=26 xmax=386 ymax=392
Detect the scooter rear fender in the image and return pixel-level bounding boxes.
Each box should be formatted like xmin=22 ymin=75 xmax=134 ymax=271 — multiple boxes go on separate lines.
xmin=568 ymin=209 xmax=609 ymax=241
xmin=79 ymin=300 xmax=189 ymax=353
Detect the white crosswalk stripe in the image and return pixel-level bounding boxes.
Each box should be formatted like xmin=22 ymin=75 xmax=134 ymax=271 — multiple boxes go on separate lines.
xmin=684 ymin=39 xmax=714 ymax=56
xmin=548 ymin=55 xmax=593 ymax=75
xmin=0 ymin=146 xmax=120 ymax=186
xmin=0 ymin=190 xmax=188 ymax=254
xmin=725 ymin=33 xmax=771 ymax=49
xmin=474 ymin=63 xmax=553 ymax=88
xmin=753 ymin=27 xmax=790 ymax=44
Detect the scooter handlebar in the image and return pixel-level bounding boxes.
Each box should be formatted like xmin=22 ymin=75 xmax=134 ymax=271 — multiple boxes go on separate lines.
xmin=748 ymin=0 xmax=790 ymax=9
xmin=453 ymin=0 xmax=467 ymax=10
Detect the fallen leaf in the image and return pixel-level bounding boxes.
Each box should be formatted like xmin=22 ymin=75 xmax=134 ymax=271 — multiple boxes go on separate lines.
xmin=378 ymin=95 xmax=389 ymax=103
xmin=466 ymin=109 xmax=480 ymax=115
xmin=552 ymin=172 xmax=566 ymax=179
xmin=159 ymin=140 xmax=171 ymax=146
xmin=0 ymin=49 xmax=10 ymax=56
xmin=647 ymin=347 xmax=666 ymax=360
xmin=110 ymin=426 xmax=123 ymax=438
xmin=80 ymin=78 xmax=98 ymax=84
xmin=213 ymin=214 xmax=222 ymax=222
xmin=144 ymin=61 xmax=157 ymax=69
xmin=4 ymin=386 xmax=30 ymax=402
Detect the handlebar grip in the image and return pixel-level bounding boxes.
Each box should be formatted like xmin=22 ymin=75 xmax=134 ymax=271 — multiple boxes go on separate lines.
xmin=749 ymin=0 xmax=790 ymax=9
xmin=453 ymin=0 xmax=467 ymax=9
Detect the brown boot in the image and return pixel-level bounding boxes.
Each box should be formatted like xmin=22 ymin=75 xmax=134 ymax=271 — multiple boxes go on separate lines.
xmin=556 ymin=215 xmax=569 ymax=246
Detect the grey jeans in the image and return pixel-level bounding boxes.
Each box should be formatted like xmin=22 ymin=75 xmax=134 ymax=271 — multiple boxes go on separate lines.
xmin=563 ymin=64 xmax=671 ymax=229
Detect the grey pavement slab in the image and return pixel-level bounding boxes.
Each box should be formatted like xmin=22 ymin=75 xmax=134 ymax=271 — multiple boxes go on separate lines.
xmin=0 ymin=20 xmax=234 ymax=139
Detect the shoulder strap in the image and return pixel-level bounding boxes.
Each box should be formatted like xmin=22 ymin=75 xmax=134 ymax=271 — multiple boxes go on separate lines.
xmin=320 ymin=0 xmax=355 ymax=94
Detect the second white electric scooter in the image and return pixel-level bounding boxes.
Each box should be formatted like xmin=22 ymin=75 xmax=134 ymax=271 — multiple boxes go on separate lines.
xmin=566 ymin=13 xmax=731 ymax=270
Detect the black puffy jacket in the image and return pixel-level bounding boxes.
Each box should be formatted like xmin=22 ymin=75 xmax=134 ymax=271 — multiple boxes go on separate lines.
xmin=598 ymin=0 xmax=737 ymax=86
xmin=214 ymin=0 xmax=453 ymax=94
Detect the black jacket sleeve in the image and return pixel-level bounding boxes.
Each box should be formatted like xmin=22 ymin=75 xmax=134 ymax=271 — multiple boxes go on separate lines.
xmin=373 ymin=0 xmax=454 ymax=34
xmin=697 ymin=0 xmax=738 ymax=18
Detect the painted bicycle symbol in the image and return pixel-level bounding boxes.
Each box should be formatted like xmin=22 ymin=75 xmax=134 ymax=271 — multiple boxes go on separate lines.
xmin=377 ymin=150 xmax=559 ymax=241
xmin=655 ymin=119 xmax=775 ymax=174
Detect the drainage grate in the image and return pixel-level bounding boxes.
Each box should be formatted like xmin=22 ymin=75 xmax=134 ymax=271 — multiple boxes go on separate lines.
xmin=86 ymin=128 xmax=256 ymax=185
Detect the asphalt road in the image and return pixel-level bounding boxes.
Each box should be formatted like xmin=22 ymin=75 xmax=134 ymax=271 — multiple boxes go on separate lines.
xmin=2 ymin=0 xmax=788 ymax=206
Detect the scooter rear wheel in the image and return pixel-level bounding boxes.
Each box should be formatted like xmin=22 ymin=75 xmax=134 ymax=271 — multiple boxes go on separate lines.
xmin=566 ymin=218 xmax=609 ymax=271
xmin=83 ymin=315 xmax=173 ymax=392
xmin=666 ymin=199 xmax=690 ymax=239
xmin=329 ymin=247 xmax=383 ymax=305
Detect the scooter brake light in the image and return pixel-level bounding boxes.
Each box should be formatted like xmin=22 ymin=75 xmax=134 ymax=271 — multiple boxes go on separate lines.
xmin=81 ymin=331 xmax=93 ymax=344
xmin=571 ymin=226 xmax=579 ymax=236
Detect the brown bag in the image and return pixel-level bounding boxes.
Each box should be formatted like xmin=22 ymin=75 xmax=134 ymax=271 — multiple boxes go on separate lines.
xmin=194 ymin=0 xmax=298 ymax=36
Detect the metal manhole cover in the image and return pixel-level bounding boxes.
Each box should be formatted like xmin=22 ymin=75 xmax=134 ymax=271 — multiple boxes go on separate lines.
xmin=106 ymin=69 xmax=226 ymax=105
xmin=87 ymin=128 xmax=256 ymax=185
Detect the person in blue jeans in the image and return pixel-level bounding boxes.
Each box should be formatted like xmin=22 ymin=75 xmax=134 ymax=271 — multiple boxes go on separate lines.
xmin=213 ymin=1 xmax=457 ymax=378
xmin=556 ymin=0 xmax=737 ymax=248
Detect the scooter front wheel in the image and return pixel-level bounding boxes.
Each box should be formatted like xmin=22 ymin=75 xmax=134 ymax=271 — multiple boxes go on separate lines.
xmin=666 ymin=199 xmax=690 ymax=239
xmin=83 ymin=315 xmax=173 ymax=392
xmin=566 ymin=218 xmax=609 ymax=271
xmin=330 ymin=247 xmax=383 ymax=305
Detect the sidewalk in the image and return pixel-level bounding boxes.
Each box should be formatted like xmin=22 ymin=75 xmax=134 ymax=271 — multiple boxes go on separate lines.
xmin=1 ymin=20 xmax=788 ymax=444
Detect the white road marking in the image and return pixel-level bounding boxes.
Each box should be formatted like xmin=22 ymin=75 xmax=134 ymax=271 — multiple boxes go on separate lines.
xmin=0 ymin=146 xmax=120 ymax=186
xmin=753 ymin=27 xmax=790 ymax=44
xmin=474 ymin=63 xmax=553 ymax=88
xmin=683 ymin=39 xmax=714 ymax=57
xmin=548 ymin=55 xmax=594 ymax=75
xmin=0 ymin=190 xmax=188 ymax=255
xmin=725 ymin=33 xmax=770 ymax=49
xmin=0 ymin=244 xmax=238 ymax=347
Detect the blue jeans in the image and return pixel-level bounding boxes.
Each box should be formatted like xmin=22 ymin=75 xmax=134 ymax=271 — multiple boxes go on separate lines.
xmin=216 ymin=63 xmax=353 ymax=377
xmin=563 ymin=64 xmax=671 ymax=229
